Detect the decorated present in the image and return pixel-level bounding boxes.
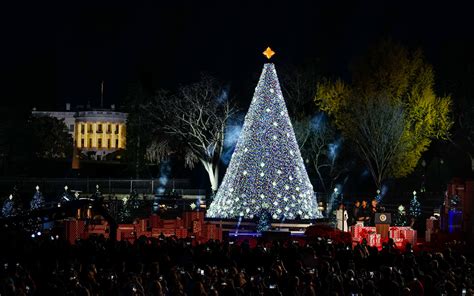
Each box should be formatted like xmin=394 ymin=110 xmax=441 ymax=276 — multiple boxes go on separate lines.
xmin=393 ymin=238 xmax=405 ymax=248
xmin=405 ymin=229 xmax=417 ymax=244
xmin=117 ymin=224 xmax=135 ymax=241
xmin=150 ymin=215 xmax=161 ymax=228
xmin=358 ymin=227 xmax=376 ymax=240
xmin=192 ymin=220 xmax=202 ymax=235
xmin=162 ymin=219 xmax=177 ymax=229
xmin=426 ymin=218 xmax=440 ymax=231
xmin=136 ymin=219 xmax=148 ymax=232
xmin=201 ymin=223 xmax=221 ymax=241
xmin=136 ymin=231 xmax=151 ymax=239
xmin=425 ymin=229 xmax=433 ymax=242
xmin=184 ymin=211 xmax=205 ymax=228
xmin=86 ymin=222 xmax=108 ymax=237
xmin=65 ymin=219 xmax=86 ymax=244
xmin=175 ymin=217 xmax=184 ymax=228
xmin=368 ymin=233 xmax=381 ymax=247
xmin=399 ymin=228 xmax=407 ymax=239
xmin=175 ymin=228 xmax=188 ymax=239
xmin=151 ymin=228 xmax=175 ymax=237
xmin=389 ymin=227 xmax=400 ymax=239
xmin=351 ymin=223 xmax=365 ymax=238
xmin=119 ymin=230 xmax=136 ymax=242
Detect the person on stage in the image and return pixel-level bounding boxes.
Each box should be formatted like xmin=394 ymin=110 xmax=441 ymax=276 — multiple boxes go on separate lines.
xmin=352 ymin=200 xmax=360 ymax=225
xmin=358 ymin=200 xmax=370 ymax=225
xmin=336 ymin=203 xmax=349 ymax=232
xmin=370 ymin=199 xmax=380 ymax=226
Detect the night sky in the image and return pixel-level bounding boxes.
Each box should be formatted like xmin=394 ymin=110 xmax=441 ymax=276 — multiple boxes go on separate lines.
xmin=2 ymin=1 xmax=474 ymax=110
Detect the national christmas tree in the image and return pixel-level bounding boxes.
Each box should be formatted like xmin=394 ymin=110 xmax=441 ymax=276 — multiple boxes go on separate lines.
xmin=207 ymin=48 xmax=321 ymax=220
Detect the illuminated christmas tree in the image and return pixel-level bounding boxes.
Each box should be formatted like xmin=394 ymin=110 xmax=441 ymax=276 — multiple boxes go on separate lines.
xmin=2 ymin=195 xmax=16 ymax=217
xmin=30 ymin=186 xmax=45 ymax=210
xmin=409 ymin=191 xmax=421 ymax=219
xmin=207 ymin=48 xmax=321 ymax=220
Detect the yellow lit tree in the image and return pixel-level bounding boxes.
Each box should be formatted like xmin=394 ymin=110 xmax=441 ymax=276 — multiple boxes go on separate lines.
xmin=316 ymin=40 xmax=452 ymax=188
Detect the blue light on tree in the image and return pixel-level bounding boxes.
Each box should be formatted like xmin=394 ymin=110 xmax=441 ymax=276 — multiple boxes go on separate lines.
xmin=206 ymin=62 xmax=321 ymax=220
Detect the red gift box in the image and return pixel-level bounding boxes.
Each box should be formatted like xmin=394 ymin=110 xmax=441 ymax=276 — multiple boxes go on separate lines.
xmin=393 ymin=238 xmax=405 ymax=248
xmin=175 ymin=228 xmax=188 ymax=239
xmin=136 ymin=219 xmax=148 ymax=232
xmin=368 ymin=233 xmax=381 ymax=247
xmin=150 ymin=215 xmax=161 ymax=228
xmin=389 ymin=227 xmax=400 ymax=239
xmin=65 ymin=219 xmax=86 ymax=244
xmin=426 ymin=219 xmax=440 ymax=231
xmin=192 ymin=220 xmax=202 ymax=235
xmin=405 ymin=229 xmax=417 ymax=244
xmin=175 ymin=217 xmax=184 ymax=228
xmin=200 ymin=223 xmax=222 ymax=242
xmin=151 ymin=228 xmax=175 ymax=237
xmin=184 ymin=211 xmax=205 ymax=228
xmin=358 ymin=227 xmax=376 ymax=239
xmin=136 ymin=231 xmax=151 ymax=239
xmin=162 ymin=220 xmax=177 ymax=229
xmin=400 ymin=228 xmax=406 ymax=238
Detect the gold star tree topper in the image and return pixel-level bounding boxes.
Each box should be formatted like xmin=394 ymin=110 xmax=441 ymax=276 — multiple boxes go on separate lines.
xmin=263 ymin=47 xmax=275 ymax=59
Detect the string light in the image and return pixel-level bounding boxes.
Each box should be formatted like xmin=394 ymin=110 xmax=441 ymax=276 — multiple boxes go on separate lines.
xmin=207 ymin=63 xmax=321 ymax=219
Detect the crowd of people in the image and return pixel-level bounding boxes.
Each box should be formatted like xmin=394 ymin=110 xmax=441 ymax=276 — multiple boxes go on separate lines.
xmin=0 ymin=231 xmax=472 ymax=296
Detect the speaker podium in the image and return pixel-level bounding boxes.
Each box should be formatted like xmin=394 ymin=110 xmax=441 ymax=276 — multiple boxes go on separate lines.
xmin=375 ymin=213 xmax=391 ymax=240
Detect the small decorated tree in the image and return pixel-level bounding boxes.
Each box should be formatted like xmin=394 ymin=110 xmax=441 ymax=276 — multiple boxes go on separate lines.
xmin=409 ymin=191 xmax=421 ymax=219
xmin=2 ymin=195 xmax=15 ymax=217
xmin=30 ymin=186 xmax=45 ymax=210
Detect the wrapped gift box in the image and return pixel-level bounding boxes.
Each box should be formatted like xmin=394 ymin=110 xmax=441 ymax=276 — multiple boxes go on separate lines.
xmin=151 ymin=228 xmax=175 ymax=237
xmin=184 ymin=211 xmax=205 ymax=228
xmin=162 ymin=219 xmax=177 ymax=229
xmin=117 ymin=224 xmax=135 ymax=241
xmin=175 ymin=228 xmax=188 ymax=239
xmin=405 ymin=229 xmax=417 ymax=244
xmin=426 ymin=218 xmax=440 ymax=231
xmin=201 ymin=223 xmax=221 ymax=241
xmin=65 ymin=219 xmax=86 ymax=244
xmin=393 ymin=238 xmax=405 ymax=248
xmin=357 ymin=227 xmax=376 ymax=240
xmin=192 ymin=220 xmax=202 ymax=235
xmin=136 ymin=231 xmax=151 ymax=239
xmin=368 ymin=233 xmax=381 ymax=247
xmin=175 ymin=217 xmax=184 ymax=228
xmin=389 ymin=227 xmax=401 ymax=239
xmin=150 ymin=215 xmax=161 ymax=228
xmin=136 ymin=219 xmax=148 ymax=232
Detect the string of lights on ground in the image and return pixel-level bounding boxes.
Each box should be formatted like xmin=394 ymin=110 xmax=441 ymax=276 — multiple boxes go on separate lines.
xmin=207 ymin=63 xmax=321 ymax=220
